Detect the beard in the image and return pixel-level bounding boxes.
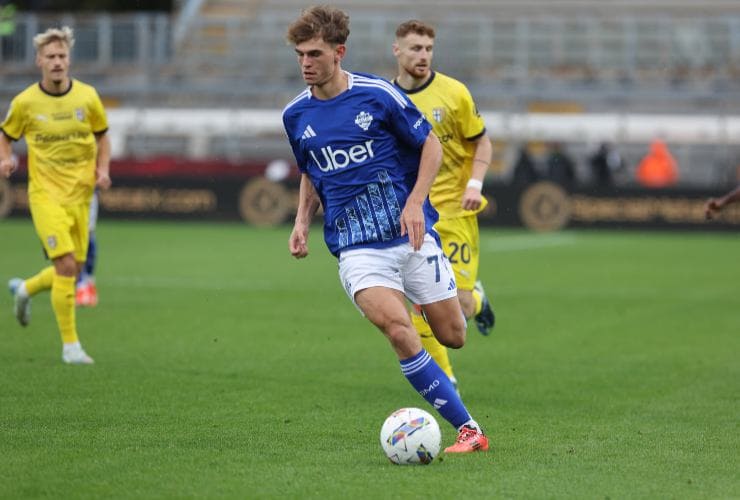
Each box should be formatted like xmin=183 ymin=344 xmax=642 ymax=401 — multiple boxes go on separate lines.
xmin=407 ymin=64 xmax=429 ymax=79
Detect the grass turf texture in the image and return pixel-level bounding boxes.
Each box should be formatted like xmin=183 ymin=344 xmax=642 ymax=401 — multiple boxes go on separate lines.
xmin=0 ymin=219 xmax=738 ymax=499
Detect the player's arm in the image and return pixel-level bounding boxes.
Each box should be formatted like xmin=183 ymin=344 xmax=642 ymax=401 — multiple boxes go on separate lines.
xmin=705 ymin=184 xmax=740 ymax=219
xmin=401 ymin=131 xmax=443 ymax=251
xmin=289 ymin=173 xmax=321 ymax=259
xmin=462 ymin=132 xmax=492 ymax=211
xmin=0 ymin=132 xmax=18 ymax=178
xmin=95 ymin=132 xmax=112 ymax=189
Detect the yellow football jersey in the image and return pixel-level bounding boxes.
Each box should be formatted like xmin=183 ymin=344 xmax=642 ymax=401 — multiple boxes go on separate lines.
xmin=395 ymin=71 xmax=488 ymax=218
xmin=1 ymin=79 xmax=108 ymax=205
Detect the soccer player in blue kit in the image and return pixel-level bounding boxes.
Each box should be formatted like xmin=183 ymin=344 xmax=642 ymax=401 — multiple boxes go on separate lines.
xmin=283 ymin=5 xmax=488 ymax=453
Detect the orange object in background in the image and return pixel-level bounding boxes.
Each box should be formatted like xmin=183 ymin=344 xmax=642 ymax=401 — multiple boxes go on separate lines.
xmin=636 ymin=139 xmax=678 ymax=188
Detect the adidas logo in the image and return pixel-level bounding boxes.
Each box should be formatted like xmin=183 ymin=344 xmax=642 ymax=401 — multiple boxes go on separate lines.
xmin=433 ymin=398 xmax=447 ymax=409
xmin=447 ymin=278 xmax=456 ymax=291
xmin=301 ymin=125 xmax=317 ymax=140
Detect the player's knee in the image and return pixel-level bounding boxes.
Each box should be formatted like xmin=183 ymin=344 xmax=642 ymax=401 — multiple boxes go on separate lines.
xmin=384 ymin=320 xmax=410 ymax=345
xmin=381 ymin=319 xmax=419 ymax=353
xmin=53 ymin=253 xmax=78 ymax=277
xmin=446 ymin=330 xmax=466 ymax=349
xmin=438 ymin=317 xmax=467 ymax=349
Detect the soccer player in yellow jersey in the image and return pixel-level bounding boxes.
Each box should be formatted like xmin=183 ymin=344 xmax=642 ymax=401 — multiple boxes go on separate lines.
xmin=392 ymin=20 xmax=495 ymax=386
xmin=0 ymin=26 xmax=111 ymax=365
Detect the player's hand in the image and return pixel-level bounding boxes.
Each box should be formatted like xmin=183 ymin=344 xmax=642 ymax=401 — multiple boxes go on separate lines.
xmin=462 ymin=187 xmax=482 ymax=211
xmin=96 ymin=169 xmax=112 ymax=189
xmin=704 ymin=198 xmax=722 ymax=220
xmin=400 ymin=201 xmax=425 ymax=251
xmin=289 ymin=224 xmax=310 ymax=259
xmin=0 ymin=154 xmax=18 ymax=178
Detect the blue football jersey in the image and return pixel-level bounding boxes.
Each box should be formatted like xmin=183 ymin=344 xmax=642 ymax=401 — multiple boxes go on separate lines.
xmin=283 ymin=72 xmax=438 ymax=257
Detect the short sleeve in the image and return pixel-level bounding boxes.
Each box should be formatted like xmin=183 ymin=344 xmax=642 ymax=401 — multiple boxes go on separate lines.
xmin=88 ymin=88 xmax=108 ymax=134
xmin=0 ymin=97 xmax=26 ymax=141
xmin=282 ymin=112 xmax=308 ymax=173
xmin=457 ymin=85 xmax=486 ymax=140
xmin=387 ymin=91 xmax=432 ymax=150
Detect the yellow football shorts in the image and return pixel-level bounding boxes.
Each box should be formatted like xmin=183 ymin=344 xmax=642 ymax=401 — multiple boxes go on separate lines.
xmin=29 ymin=194 xmax=90 ymax=262
xmin=434 ymin=214 xmax=480 ymax=292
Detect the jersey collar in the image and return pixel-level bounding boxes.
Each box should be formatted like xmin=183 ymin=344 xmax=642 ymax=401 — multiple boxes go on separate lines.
xmin=38 ymin=79 xmax=74 ymax=97
xmin=306 ymin=71 xmax=353 ymax=100
xmin=394 ymin=71 xmax=436 ymax=94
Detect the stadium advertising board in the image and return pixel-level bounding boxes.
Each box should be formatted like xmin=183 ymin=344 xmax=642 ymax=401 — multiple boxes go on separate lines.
xmin=1 ymin=159 xmax=738 ymax=231
xmin=486 ymin=181 xmax=740 ymax=231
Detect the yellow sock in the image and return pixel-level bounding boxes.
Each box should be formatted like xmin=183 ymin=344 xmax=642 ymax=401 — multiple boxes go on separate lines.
xmin=24 ymin=266 xmax=55 ymax=296
xmin=411 ymin=310 xmax=455 ymax=379
xmin=472 ymin=289 xmax=483 ymax=316
xmin=51 ymin=274 xmax=78 ymax=344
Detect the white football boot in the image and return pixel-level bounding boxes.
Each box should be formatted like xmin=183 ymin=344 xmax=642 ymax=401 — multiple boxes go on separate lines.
xmin=62 ymin=342 xmax=95 ymax=365
xmin=8 ymin=278 xmax=31 ymax=326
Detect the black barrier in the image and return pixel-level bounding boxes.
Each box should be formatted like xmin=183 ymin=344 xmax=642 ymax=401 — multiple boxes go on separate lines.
xmin=4 ymin=170 xmax=739 ymax=231
xmin=4 ymin=173 xmax=302 ymax=225
xmin=484 ymin=181 xmax=740 ymax=231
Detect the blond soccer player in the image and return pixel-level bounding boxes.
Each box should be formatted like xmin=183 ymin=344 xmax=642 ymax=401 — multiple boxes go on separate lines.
xmin=0 ymin=26 xmax=111 ymax=364
xmin=392 ymin=20 xmax=496 ymax=387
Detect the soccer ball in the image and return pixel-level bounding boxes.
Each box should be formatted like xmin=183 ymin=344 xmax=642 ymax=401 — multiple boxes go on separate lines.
xmin=379 ymin=407 xmax=441 ymax=465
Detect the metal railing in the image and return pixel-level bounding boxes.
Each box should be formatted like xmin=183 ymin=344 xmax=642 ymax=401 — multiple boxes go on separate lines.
xmin=0 ymin=13 xmax=171 ymax=82
xmin=1 ymin=11 xmax=740 ymax=111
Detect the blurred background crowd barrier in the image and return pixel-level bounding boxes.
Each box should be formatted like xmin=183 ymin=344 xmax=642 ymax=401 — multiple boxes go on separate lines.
xmin=1 ymin=0 xmax=739 ymax=229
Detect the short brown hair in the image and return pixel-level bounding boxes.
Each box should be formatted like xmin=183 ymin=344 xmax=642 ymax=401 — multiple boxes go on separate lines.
xmin=286 ymin=5 xmax=350 ymax=45
xmin=395 ymin=20 xmax=435 ymax=39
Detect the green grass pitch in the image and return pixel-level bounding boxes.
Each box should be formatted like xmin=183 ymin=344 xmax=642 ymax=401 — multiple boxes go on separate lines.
xmin=0 ymin=219 xmax=738 ymax=499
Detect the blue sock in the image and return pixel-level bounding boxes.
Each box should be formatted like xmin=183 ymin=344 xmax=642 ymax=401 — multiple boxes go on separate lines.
xmin=85 ymin=233 xmax=97 ymax=277
xmin=400 ymin=349 xmax=471 ymax=429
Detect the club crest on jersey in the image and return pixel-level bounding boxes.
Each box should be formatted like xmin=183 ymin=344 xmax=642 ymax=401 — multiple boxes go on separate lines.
xmin=75 ymin=108 xmax=85 ymax=121
xmin=432 ymin=107 xmax=445 ymax=123
xmin=354 ymin=111 xmax=373 ymax=131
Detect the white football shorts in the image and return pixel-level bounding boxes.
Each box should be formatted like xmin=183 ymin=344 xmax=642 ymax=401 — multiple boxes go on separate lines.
xmin=338 ymin=234 xmax=458 ymax=313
